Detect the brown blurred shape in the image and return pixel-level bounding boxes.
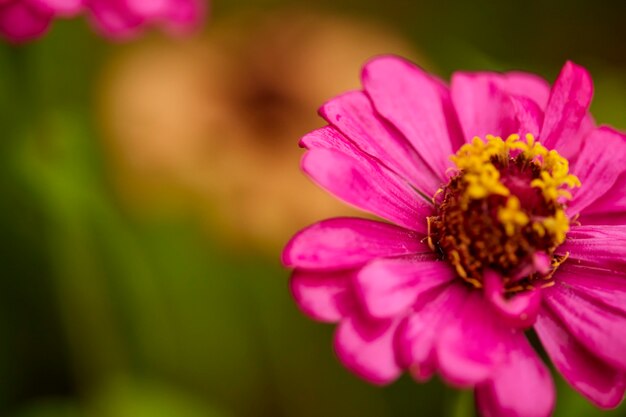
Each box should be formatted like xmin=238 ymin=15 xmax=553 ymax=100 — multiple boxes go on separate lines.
xmin=98 ymin=8 xmax=425 ymax=254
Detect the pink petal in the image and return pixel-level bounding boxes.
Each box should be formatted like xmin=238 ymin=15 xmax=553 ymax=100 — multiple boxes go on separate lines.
xmin=282 ymin=217 xmax=428 ymax=270
xmin=559 ymin=225 xmax=626 ymax=270
xmin=123 ymin=0 xmax=169 ymax=17
xmin=579 ymin=211 xmax=626 ymax=226
xmin=509 ymin=95 xmax=543 ymax=137
xmin=300 ymin=125 xmax=364 ymax=153
xmin=450 ymin=72 xmax=548 ymax=141
xmin=583 ymin=171 xmax=626 ymax=216
xmin=301 ymin=148 xmax=433 ymax=232
xmin=535 ymin=307 xmax=626 ymax=409
xmin=87 ymin=0 xmax=143 ymax=40
xmin=450 ymin=73 xmax=522 ymax=140
xmin=162 ymin=0 xmax=205 ymax=33
xmin=289 ymin=269 xmax=354 ymax=323
xmin=334 ymin=315 xmax=402 ymax=385
xmin=499 ymin=72 xmax=551 ymax=109
xmin=575 ymin=166 xmax=626 ymax=226
xmin=483 ymin=269 xmax=542 ymax=328
xmin=361 ymin=55 xmax=461 ymax=175
xmin=568 ymin=127 xmax=626 ymax=215
xmin=27 ymin=0 xmax=82 ymax=15
xmin=476 ymin=335 xmax=555 ymax=417
xmin=319 ymin=91 xmax=442 ymax=196
xmin=356 ymin=256 xmax=455 ymax=318
xmin=436 ymin=291 xmax=517 ymax=387
xmin=301 ymin=125 xmax=440 ymax=198
xmin=397 ymin=284 xmax=469 ymax=381
xmin=301 ymin=128 xmax=436 ymax=225
xmin=556 ymin=263 xmax=626 ymax=314
xmin=87 ymin=0 xmax=204 ymax=37
xmin=541 ymin=61 xmax=594 ymax=159
xmin=543 ymin=281 xmax=626 ymax=371
xmin=0 ymin=1 xmax=52 ymax=42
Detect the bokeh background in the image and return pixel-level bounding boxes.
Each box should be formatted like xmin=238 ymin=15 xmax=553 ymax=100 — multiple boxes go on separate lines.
xmin=1 ymin=1 xmax=626 ymax=416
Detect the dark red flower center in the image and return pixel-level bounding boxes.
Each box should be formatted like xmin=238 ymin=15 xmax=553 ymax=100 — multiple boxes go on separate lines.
xmin=427 ymin=134 xmax=580 ymax=292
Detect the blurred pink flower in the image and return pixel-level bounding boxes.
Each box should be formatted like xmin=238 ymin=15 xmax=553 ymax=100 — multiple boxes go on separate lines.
xmin=283 ymin=57 xmax=626 ymax=417
xmin=87 ymin=0 xmax=206 ymax=40
xmin=0 ymin=0 xmax=206 ymax=42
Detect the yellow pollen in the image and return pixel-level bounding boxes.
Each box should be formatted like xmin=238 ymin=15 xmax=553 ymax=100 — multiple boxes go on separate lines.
xmin=449 ymin=133 xmax=580 ymax=246
xmin=450 ymin=135 xmax=514 ymax=198
xmin=520 ymin=133 xmax=548 ymax=159
xmin=498 ymin=196 xmax=529 ymax=236
xmin=530 ymin=146 xmax=581 ymax=201
xmin=540 ymin=210 xmax=570 ymax=245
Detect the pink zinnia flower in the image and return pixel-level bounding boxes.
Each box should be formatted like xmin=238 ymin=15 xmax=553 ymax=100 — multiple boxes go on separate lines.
xmin=0 ymin=0 xmax=80 ymax=42
xmin=87 ymin=0 xmax=206 ymax=40
xmin=283 ymin=56 xmax=626 ymax=417
xmin=0 ymin=0 xmax=206 ymax=43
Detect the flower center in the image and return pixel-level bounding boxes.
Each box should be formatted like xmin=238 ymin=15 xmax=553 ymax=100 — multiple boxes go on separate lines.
xmin=428 ymin=134 xmax=581 ymax=291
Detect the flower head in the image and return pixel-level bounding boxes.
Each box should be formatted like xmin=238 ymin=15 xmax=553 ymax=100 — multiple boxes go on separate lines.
xmin=0 ymin=0 xmax=206 ymax=42
xmin=283 ymin=57 xmax=626 ymax=417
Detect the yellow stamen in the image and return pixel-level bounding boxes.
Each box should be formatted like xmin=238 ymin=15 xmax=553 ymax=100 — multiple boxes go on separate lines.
xmin=426 ymin=216 xmax=436 ymax=251
xmin=541 ymin=210 xmax=570 ymax=245
xmin=449 ymin=133 xmax=579 ymax=246
xmin=531 ymin=145 xmax=581 ymax=202
xmin=498 ymin=196 xmax=529 ymax=236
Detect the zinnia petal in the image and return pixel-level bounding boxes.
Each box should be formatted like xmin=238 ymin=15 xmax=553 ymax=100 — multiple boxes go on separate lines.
xmin=361 ymin=55 xmax=462 ymax=175
xmin=451 ymin=71 xmax=548 ymax=141
xmin=541 ymin=61 xmax=594 ymax=159
xmin=300 ymin=125 xmax=361 ymax=153
xmin=301 ymin=148 xmax=432 ymax=231
xmin=579 ymin=211 xmax=626 ymax=226
xmin=334 ymin=315 xmax=401 ymax=385
xmin=556 ymin=263 xmax=626 ymax=314
xmin=87 ymin=0 xmax=143 ymax=39
xmin=162 ymin=0 xmax=205 ymax=33
xmin=282 ymin=217 xmax=428 ymax=270
xmin=475 ymin=334 xmax=555 ymax=417
xmin=319 ymin=91 xmax=442 ymax=196
xmin=436 ymin=291 xmax=516 ymax=386
xmin=0 ymin=1 xmax=52 ymax=42
xmin=290 ymin=269 xmax=354 ymax=323
xmin=559 ymin=225 xmax=626 ymax=270
xmin=123 ymin=0 xmax=169 ymax=17
xmin=498 ymin=72 xmax=551 ymax=109
xmin=356 ymin=256 xmax=455 ymax=318
xmin=535 ymin=307 xmax=626 ymax=409
xmin=451 ymin=73 xmax=524 ymax=140
xmin=397 ymin=284 xmax=468 ymax=381
xmin=509 ymin=95 xmax=544 ymax=136
xmin=27 ymin=0 xmax=82 ymax=15
xmin=568 ymin=127 xmax=626 ymax=215
xmin=87 ymin=0 xmax=205 ymax=40
xmin=582 ymin=171 xmax=626 ymax=218
xmin=543 ymin=282 xmax=626 ymax=371
xmin=483 ymin=269 xmax=542 ymax=328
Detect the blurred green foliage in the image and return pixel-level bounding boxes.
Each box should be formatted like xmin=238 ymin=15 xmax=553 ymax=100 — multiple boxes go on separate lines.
xmin=1 ymin=1 xmax=626 ymax=417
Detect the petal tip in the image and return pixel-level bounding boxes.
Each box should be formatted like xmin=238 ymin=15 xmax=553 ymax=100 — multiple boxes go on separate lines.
xmin=333 ymin=318 xmax=402 ymax=385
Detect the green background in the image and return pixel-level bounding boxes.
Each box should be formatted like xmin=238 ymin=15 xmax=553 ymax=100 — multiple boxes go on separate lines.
xmin=1 ymin=1 xmax=625 ymax=416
